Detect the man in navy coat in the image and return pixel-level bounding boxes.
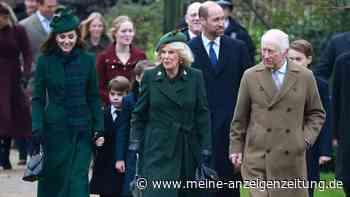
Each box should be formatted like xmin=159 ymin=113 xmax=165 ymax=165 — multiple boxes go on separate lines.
xmin=188 ymin=1 xmax=250 ymax=197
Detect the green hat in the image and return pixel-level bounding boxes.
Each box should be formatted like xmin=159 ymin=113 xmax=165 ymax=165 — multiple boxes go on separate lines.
xmin=156 ymin=30 xmax=187 ymax=51
xmin=50 ymin=7 xmax=80 ymax=33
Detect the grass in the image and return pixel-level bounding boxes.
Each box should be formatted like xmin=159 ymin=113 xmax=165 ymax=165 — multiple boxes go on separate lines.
xmin=240 ymin=172 xmax=345 ymax=197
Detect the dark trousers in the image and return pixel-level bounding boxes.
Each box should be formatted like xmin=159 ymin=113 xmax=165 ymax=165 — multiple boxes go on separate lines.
xmin=0 ymin=137 xmax=12 ymax=169
xmin=16 ymin=138 xmax=28 ymax=160
xmin=100 ymin=195 xmax=120 ymax=197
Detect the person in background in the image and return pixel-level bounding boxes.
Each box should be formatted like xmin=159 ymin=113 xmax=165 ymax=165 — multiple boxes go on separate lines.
xmin=129 ymin=31 xmax=212 ymax=197
xmin=80 ymin=12 xmax=110 ymax=55
xmin=96 ymin=15 xmax=146 ymax=105
xmin=182 ymin=2 xmax=202 ymax=41
xmin=0 ymin=1 xmax=32 ymax=170
xmin=288 ymin=39 xmax=332 ymax=197
xmin=31 ymin=7 xmax=104 ymax=197
xmin=216 ymin=0 xmax=255 ymax=65
xmin=90 ymin=76 xmax=131 ymax=197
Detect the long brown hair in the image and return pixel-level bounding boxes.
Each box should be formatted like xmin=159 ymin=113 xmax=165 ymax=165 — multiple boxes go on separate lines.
xmin=41 ymin=28 xmax=85 ymax=54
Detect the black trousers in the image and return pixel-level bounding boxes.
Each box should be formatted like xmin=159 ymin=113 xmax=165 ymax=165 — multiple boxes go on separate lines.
xmin=0 ymin=137 xmax=12 ymax=169
xmin=343 ymin=180 xmax=350 ymax=197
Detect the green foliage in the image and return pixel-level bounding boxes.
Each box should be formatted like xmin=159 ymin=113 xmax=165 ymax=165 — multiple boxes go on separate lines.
xmin=105 ymin=0 xmax=163 ymax=61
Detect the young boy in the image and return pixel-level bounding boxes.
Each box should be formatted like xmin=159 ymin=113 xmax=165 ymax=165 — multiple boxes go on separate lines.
xmin=90 ymin=76 xmax=131 ymax=197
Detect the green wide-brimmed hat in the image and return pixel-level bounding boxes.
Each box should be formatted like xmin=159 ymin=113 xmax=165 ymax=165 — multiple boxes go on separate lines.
xmin=155 ymin=30 xmax=187 ymax=51
xmin=50 ymin=7 xmax=80 ymax=33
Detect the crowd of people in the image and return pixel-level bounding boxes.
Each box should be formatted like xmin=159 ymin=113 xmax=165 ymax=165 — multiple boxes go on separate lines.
xmin=0 ymin=0 xmax=350 ymax=197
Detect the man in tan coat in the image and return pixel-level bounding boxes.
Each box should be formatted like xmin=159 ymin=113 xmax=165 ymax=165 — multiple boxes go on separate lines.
xmin=229 ymin=29 xmax=325 ymax=197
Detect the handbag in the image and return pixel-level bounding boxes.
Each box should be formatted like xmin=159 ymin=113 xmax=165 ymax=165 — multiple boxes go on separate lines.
xmin=195 ymin=163 xmax=219 ymax=181
xmin=22 ymin=147 xmax=44 ymax=182
xmin=130 ymin=153 xmax=143 ymax=197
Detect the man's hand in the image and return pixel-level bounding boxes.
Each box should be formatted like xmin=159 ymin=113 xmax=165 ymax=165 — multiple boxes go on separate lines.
xmin=319 ymin=156 xmax=332 ymax=165
xmin=115 ymin=160 xmax=125 ymax=173
xmin=229 ymin=153 xmax=242 ymax=168
xmin=95 ymin=137 xmax=105 ymax=147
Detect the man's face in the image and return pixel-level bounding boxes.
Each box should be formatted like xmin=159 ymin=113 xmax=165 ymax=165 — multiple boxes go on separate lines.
xmin=261 ymin=42 xmax=287 ymax=69
xmin=24 ymin=0 xmax=38 ymax=15
xmin=38 ymin=0 xmax=57 ymax=19
xmin=200 ymin=5 xmax=225 ymax=38
xmin=185 ymin=4 xmax=201 ymax=34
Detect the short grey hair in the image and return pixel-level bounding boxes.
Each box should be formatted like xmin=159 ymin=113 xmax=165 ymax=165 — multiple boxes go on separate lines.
xmin=158 ymin=42 xmax=194 ymax=66
xmin=261 ymin=29 xmax=289 ymax=52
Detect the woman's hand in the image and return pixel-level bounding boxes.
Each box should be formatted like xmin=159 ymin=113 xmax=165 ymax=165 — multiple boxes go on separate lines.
xmin=115 ymin=160 xmax=125 ymax=173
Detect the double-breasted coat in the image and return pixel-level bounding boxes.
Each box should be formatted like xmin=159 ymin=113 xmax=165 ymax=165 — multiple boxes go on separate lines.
xmin=32 ymin=48 xmax=103 ymax=197
xmin=188 ymin=35 xmax=250 ymax=197
xmin=0 ymin=24 xmax=32 ymax=138
xmin=130 ymin=65 xmax=212 ymax=197
xmin=96 ymin=43 xmax=146 ymax=104
xmin=229 ymin=62 xmax=326 ymax=197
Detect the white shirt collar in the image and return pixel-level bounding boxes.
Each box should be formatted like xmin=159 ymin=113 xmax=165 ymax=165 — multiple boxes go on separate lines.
xmin=36 ymin=11 xmax=48 ymax=23
xmin=36 ymin=11 xmax=52 ymax=33
xmin=188 ymin=30 xmax=198 ymax=40
xmin=275 ymin=60 xmax=288 ymax=74
xmin=201 ymin=33 xmax=220 ymax=48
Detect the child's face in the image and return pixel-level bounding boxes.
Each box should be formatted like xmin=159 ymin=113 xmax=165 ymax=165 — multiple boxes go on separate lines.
xmin=109 ymin=90 xmax=127 ymax=108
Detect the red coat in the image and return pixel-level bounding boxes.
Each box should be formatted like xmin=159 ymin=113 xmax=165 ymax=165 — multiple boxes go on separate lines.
xmin=0 ymin=25 xmax=32 ymax=138
xmin=96 ymin=43 xmax=146 ymax=104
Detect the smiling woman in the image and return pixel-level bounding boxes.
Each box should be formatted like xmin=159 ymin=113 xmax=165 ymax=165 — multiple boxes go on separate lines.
xmin=31 ymin=7 xmax=104 ymax=197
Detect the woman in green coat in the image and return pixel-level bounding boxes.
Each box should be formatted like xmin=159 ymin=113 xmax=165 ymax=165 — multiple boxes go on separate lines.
xmin=31 ymin=8 xmax=104 ymax=197
xmin=129 ymin=31 xmax=212 ymax=197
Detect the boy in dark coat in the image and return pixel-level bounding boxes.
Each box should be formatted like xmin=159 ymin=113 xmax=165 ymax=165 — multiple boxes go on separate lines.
xmin=90 ymin=76 xmax=131 ymax=197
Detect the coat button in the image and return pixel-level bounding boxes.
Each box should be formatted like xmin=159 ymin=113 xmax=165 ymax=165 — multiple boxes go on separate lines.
xmin=260 ymin=86 xmax=264 ymax=91
xmin=261 ymin=154 xmax=266 ymax=158
xmin=266 ymin=149 xmax=271 ymax=154
xmin=284 ymin=150 xmax=289 ymax=155
xmin=268 ymin=107 xmax=273 ymax=111
xmin=286 ymin=129 xmax=290 ymax=133
xmin=267 ymin=128 xmax=272 ymax=132
xmin=287 ymin=108 xmax=292 ymax=112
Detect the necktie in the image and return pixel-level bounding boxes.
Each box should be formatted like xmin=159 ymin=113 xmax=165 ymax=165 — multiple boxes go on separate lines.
xmin=209 ymin=41 xmax=218 ymax=66
xmin=272 ymin=70 xmax=282 ymax=90
xmin=112 ymin=109 xmax=118 ymax=122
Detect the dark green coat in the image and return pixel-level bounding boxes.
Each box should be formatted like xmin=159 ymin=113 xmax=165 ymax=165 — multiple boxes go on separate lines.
xmin=32 ymin=48 xmax=103 ymax=197
xmin=130 ymin=65 xmax=211 ymax=197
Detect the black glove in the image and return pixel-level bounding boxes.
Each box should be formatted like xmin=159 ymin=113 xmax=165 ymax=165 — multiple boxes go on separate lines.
xmin=201 ymin=149 xmax=212 ymax=167
xmin=129 ymin=139 xmax=141 ymax=153
xmin=30 ymin=130 xmax=44 ymax=155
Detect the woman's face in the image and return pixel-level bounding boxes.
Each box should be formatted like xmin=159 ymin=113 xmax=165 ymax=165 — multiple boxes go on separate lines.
xmin=56 ymin=30 xmax=78 ymax=53
xmin=160 ymin=44 xmax=180 ymax=71
xmin=89 ymin=18 xmax=104 ymax=38
xmin=115 ymin=21 xmax=135 ymax=45
xmin=288 ymin=49 xmax=312 ymax=67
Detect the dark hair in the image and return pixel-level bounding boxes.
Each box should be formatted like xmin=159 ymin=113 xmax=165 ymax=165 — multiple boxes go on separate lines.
xmin=0 ymin=3 xmax=10 ymax=15
xmin=108 ymin=76 xmax=130 ymax=92
xmin=290 ymin=39 xmax=314 ymax=58
xmin=37 ymin=0 xmax=45 ymax=5
xmin=41 ymin=28 xmax=85 ymax=54
xmin=198 ymin=4 xmax=209 ymax=19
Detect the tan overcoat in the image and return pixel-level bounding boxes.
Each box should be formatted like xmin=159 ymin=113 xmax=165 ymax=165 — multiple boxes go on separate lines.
xmin=229 ymin=61 xmax=326 ymax=197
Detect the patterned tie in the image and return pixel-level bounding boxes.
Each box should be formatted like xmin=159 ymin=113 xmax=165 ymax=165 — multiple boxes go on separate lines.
xmin=209 ymin=41 xmax=218 ymax=66
xmin=272 ymin=70 xmax=282 ymax=90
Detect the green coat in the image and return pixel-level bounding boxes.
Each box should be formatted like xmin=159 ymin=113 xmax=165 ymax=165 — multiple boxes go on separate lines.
xmin=32 ymin=48 xmax=103 ymax=197
xmin=130 ymin=65 xmax=211 ymax=197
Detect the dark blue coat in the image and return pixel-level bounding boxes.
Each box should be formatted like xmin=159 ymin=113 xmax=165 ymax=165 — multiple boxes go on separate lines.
xmin=90 ymin=104 xmax=131 ymax=195
xmin=332 ymin=51 xmax=350 ymax=182
xmin=306 ymin=77 xmax=332 ymax=183
xmin=188 ymin=35 xmax=250 ymax=197
xmin=313 ymin=31 xmax=350 ymax=80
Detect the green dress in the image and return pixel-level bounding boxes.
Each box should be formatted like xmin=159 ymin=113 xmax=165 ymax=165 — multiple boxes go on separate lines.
xmin=32 ymin=47 xmax=103 ymax=197
xmin=130 ymin=65 xmax=212 ymax=197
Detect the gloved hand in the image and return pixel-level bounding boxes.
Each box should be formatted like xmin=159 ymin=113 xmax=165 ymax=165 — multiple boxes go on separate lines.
xmin=30 ymin=130 xmax=44 ymax=155
xmin=92 ymin=131 xmax=104 ymax=147
xmin=128 ymin=139 xmax=141 ymax=153
xmin=201 ymin=149 xmax=212 ymax=167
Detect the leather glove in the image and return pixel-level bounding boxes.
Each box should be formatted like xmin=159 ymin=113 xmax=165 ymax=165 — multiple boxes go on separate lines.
xmin=129 ymin=139 xmax=141 ymax=153
xmin=201 ymin=149 xmax=212 ymax=167
xmin=30 ymin=130 xmax=44 ymax=155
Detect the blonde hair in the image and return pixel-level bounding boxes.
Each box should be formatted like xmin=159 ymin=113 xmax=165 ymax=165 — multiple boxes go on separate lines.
xmin=80 ymin=12 xmax=107 ymax=41
xmin=158 ymin=42 xmax=194 ymax=66
xmin=109 ymin=15 xmax=134 ymax=42
xmin=0 ymin=2 xmax=17 ymax=27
